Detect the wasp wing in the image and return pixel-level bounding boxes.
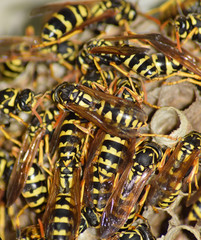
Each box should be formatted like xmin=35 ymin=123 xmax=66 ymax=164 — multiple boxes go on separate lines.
xmin=100 ymin=167 xmax=154 ymax=239
xmin=90 ymin=45 xmax=149 ymax=56
xmin=6 ymin=127 xmax=45 ymax=206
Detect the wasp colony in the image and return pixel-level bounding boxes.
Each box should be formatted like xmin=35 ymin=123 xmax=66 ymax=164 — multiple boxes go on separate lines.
xmin=0 ymin=0 xmax=201 ymax=239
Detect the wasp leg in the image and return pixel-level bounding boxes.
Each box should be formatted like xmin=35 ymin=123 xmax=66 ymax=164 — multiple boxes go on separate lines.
xmin=163 ymin=77 xmax=201 ymax=86
xmin=0 ymin=126 xmax=21 ymax=147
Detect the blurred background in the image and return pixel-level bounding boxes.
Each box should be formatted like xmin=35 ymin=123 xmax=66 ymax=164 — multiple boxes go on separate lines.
xmin=0 ymin=0 xmax=163 ymax=35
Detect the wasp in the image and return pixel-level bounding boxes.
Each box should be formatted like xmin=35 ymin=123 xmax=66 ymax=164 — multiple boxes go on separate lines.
xmin=43 ymin=111 xmax=92 ymax=240
xmin=175 ymin=13 xmax=201 ymax=43
xmin=83 ymin=75 xmax=145 ymax=217
xmin=6 ymin=107 xmax=59 ymax=208
xmin=0 ymin=33 xmax=80 ymax=81
xmin=0 ymin=33 xmax=37 ymax=81
xmin=0 ymin=33 xmax=62 ymax=81
xmin=20 ymin=163 xmax=48 ymax=215
xmin=0 ymin=88 xmax=37 ymax=145
xmin=147 ymin=131 xmax=201 ymax=209
xmin=6 ymin=127 xmax=46 ymax=208
xmin=77 ymin=38 xmax=149 ymax=77
xmin=80 ymin=207 xmax=156 ymax=240
xmin=100 ymin=141 xmax=163 ymax=239
xmin=0 ymin=149 xmax=47 ymax=216
xmin=89 ymin=33 xmax=201 ymax=80
xmin=83 ymin=131 xmax=130 ymax=218
xmin=0 ymin=88 xmax=36 ymax=120
xmin=32 ymin=0 xmax=136 ymax=47
xmin=52 ymin=82 xmax=147 ymax=139
xmin=124 ymin=33 xmax=201 ymax=78
xmin=79 ymin=38 xmax=184 ymax=79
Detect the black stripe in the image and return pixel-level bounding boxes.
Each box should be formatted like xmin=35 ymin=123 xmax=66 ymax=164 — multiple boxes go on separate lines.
xmin=103 ymin=139 xmax=125 ymax=151
xmin=59 ymin=7 xmax=77 ymax=28
xmin=128 ymin=54 xmax=142 ymax=68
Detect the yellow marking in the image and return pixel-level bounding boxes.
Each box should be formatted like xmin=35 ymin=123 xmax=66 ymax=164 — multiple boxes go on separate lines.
xmin=101 ymin=145 xmax=122 ymax=157
xmin=104 ymin=111 xmax=112 ymax=120
xmin=96 ymin=100 xmax=104 ymax=114
xmin=79 ymin=94 xmax=93 ymax=108
xmin=132 ymin=119 xmax=140 ymax=128
xmin=54 ymin=229 xmax=68 ymax=235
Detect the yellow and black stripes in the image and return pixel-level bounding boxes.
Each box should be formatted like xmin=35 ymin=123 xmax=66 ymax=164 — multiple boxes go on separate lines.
xmin=42 ymin=5 xmax=89 ymax=42
xmin=0 ymin=150 xmax=13 ymax=201
xmin=148 ymin=131 xmax=201 ymax=209
xmin=119 ymin=52 xmax=183 ymax=79
xmin=100 ymin=141 xmax=162 ymax=238
xmin=117 ymin=142 xmax=163 ymax=230
xmin=151 ymin=53 xmax=183 ymax=76
xmin=98 ymin=134 xmax=129 ymax=183
xmin=52 ymin=82 xmax=147 ymax=139
xmin=41 ymin=1 xmax=137 ymax=43
xmin=50 ymin=112 xmax=87 ymax=239
xmin=188 ymin=196 xmax=201 ymax=222
xmin=121 ymin=53 xmax=158 ymax=79
xmin=79 ymin=207 xmax=156 ymax=240
xmin=174 ymin=131 xmax=201 ymax=166
xmin=77 ymin=39 xmax=114 ymax=75
xmin=21 ymin=163 xmax=47 ymax=214
xmin=116 ymin=77 xmax=143 ymax=102
xmin=0 ymin=41 xmax=31 ymax=81
xmin=86 ymin=39 xmax=184 ymax=79
xmin=2 ymin=154 xmax=46 ymax=215
xmin=57 ymin=112 xmax=86 ymax=185
xmin=117 ymin=223 xmax=156 ymax=240
xmin=51 ymin=193 xmax=78 ymax=240
xmin=0 ymin=88 xmax=36 ymax=115
xmin=94 ymin=134 xmax=129 ymax=214
xmin=131 ymin=141 xmax=163 ymax=178
xmin=0 ymin=59 xmax=27 ymax=81
xmin=50 ymin=181 xmax=79 ymax=239
xmin=85 ymin=162 xmax=101 ymax=210
xmin=79 ymin=206 xmax=100 ymax=234
xmin=41 ymin=40 xmax=79 ymax=66
xmin=28 ymin=107 xmax=59 ymax=140
xmin=175 ymin=14 xmax=201 ymax=42
xmin=91 ymin=0 xmax=137 ymax=27
xmin=79 ymin=70 xmax=115 ymax=88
